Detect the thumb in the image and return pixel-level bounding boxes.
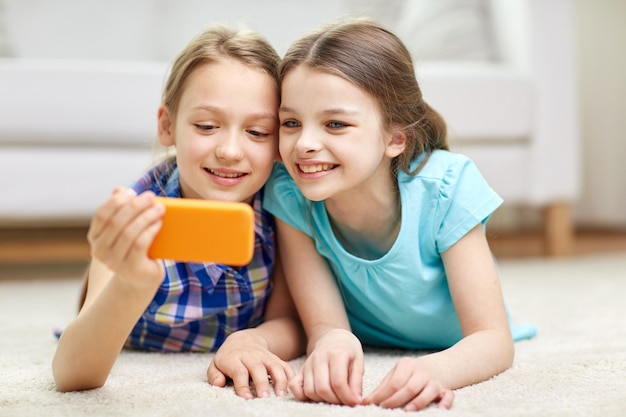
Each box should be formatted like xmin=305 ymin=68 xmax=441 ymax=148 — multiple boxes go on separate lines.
xmin=349 ymin=356 xmax=365 ymax=401
xmin=207 ymin=360 xmax=227 ymax=387
xmin=288 ymin=371 xmax=307 ymax=401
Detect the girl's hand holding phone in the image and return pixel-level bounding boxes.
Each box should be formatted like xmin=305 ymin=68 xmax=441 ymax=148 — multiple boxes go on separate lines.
xmin=87 ymin=188 xmax=166 ymax=288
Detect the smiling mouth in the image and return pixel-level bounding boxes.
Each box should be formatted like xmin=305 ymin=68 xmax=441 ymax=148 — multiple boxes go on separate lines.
xmin=206 ymin=168 xmax=246 ymax=178
xmin=298 ymin=163 xmax=336 ymax=173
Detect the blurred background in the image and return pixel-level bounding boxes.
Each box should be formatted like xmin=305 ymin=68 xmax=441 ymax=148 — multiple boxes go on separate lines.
xmin=0 ymin=0 xmax=624 ymax=270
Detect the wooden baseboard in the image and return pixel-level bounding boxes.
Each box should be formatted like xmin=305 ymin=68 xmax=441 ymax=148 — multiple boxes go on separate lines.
xmin=1 ymin=226 xmax=626 ymax=266
xmin=0 ymin=226 xmax=90 ymax=263
xmin=488 ymin=228 xmax=626 ymax=259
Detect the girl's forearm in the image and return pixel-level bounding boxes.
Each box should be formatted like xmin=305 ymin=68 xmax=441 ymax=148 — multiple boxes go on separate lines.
xmin=254 ymin=316 xmax=306 ymax=360
xmin=52 ymin=276 xmax=158 ymax=392
xmin=416 ymin=329 xmax=514 ymax=390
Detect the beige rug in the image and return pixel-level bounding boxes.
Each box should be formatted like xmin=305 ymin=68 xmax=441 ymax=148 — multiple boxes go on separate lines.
xmin=1 ymin=254 xmax=625 ymax=417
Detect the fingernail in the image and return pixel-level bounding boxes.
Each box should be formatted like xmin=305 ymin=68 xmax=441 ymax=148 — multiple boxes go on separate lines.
xmin=153 ymin=203 xmax=165 ymax=214
xmin=139 ymin=191 xmax=155 ymax=201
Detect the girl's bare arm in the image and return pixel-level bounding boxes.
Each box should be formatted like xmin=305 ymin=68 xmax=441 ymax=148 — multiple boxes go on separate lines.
xmin=423 ymin=223 xmax=514 ymax=388
xmin=364 ymin=224 xmax=513 ymax=410
xmin=275 ymin=219 xmax=364 ymax=406
xmin=52 ymin=189 xmax=165 ymax=392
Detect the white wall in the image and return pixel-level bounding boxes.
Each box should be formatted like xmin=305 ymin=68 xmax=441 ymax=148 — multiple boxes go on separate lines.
xmin=573 ymin=0 xmax=626 ymax=228
xmin=0 ymin=0 xmax=374 ymax=60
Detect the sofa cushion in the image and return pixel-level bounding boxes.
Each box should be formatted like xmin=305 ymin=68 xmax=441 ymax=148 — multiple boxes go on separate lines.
xmin=0 ymin=147 xmax=156 ymax=222
xmin=395 ymin=0 xmax=497 ymax=61
xmin=0 ymin=59 xmax=167 ymax=147
xmin=417 ymin=61 xmax=532 ymax=142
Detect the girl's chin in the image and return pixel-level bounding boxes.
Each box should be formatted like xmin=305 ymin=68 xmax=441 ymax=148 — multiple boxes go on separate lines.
xmin=298 ymin=186 xmax=330 ymax=202
xmin=185 ymin=190 xmax=251 ymax=204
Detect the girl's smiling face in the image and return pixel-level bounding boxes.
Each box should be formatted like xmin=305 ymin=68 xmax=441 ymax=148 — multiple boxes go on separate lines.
xmin=278 ymin=65 xmax=405 ymax=203
xmin=158 ymin=58 xmax=279 ymax=204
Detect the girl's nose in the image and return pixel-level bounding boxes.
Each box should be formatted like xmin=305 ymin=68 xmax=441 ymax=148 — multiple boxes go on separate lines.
xmin=215 ymin=131 xmax=245 ymax=161
xmin=294 ymin=128 xmax=321 ymax=155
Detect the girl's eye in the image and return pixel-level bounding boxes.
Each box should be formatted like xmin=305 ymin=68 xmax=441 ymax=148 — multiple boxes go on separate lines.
xmin=281 ymin=120 xmax=300 ymax=128
xmin=195 ymin=124 xmax=216 ymax=132
xmin=247 ymin=129 xmax=270 ymax=137
xmin=327 ymin=121 xmax=347 ymax=129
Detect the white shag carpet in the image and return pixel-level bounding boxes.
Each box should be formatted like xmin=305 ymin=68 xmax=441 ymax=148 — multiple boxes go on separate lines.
xmin=1 ymin=254 xmax=625 ymax=417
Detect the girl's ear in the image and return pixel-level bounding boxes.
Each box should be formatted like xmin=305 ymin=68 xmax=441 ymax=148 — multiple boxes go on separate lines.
xmin=157 ymin=105 xmax=175 ymax=147
xmin=385 ymin=126 xmax=407 ymax=158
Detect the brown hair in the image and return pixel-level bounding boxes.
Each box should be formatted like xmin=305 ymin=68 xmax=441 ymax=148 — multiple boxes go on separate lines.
xmin=279 ymin=18 xmax=448 ymax=175
xmin=163 ymin=25 xmax=280 ymax=120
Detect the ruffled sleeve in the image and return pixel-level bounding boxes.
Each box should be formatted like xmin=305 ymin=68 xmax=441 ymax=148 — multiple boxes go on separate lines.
xmin=428 ymin=152 xmax=503 ymax=253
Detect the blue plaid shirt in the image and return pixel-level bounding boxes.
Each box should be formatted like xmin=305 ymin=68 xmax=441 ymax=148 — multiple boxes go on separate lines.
xmin=125 ymin=158 xmax=275 ymax=352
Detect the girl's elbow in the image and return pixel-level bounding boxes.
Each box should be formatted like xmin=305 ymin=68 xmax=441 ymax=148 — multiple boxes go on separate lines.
xmin=499 ymin=335 xmax=515 ymax=372
xmin=54 ymin=376 xmax=106 ymax=393
xmin=52 ymin=363 xmax=107 ymax=392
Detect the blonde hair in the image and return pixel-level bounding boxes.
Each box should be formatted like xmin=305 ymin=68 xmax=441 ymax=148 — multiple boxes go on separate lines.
xmin=163 ymin=25 xmax=280 ymax=120
xmin=279 ymin=18 xmax=448 ymax=175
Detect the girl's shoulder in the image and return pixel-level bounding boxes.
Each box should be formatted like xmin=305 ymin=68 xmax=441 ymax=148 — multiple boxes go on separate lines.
xmin=265 ymin=162 xmax=305 ymax=207
xmin=263 ymin=162 xmax=315 ymax=235
xmin=131 ymin=157 xmax=179 ymax=196
xmin=408 ymin=150 xmax=472 ymax=177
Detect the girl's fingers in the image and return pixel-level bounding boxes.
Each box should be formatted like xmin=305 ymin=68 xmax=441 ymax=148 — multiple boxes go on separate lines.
xmin=308 ymin=362 xmax=340 ymax=403
xmin=402 ymin=382 xmax=449 ymax=412
xmin=304 ymin=356 xmax=356 ymax=405
xmin=228 ymin=364 xmax=254 ymax=400
xmin=123 ymin=205 xmax=164 ymax=261
xmin=348 ymin=356 xmax=364 ymax=402
xmin=362 ymin=365 xmax=399 ymax=405
xmin=266 ymin=362 xmax=293 ymax=397
xmin=329 ymin=358 xmax=361 ymax=406
xmin=206 ymin=360 xmax=227 ymax=388
xmin=300 ymin=360 xmax=326 ymax=402
xmin=288 ymin=372 xmax=306 ymax=401
xmin=87 ymin=188 xmax=136 ymax=243
xmin=364 ymin=362 xmax=453 ymax=411
xmin=90 ymin=190 xmax=161 ymax=266
xmin=247 ymin=361 xmax=272 ymax=398
xmin=437 ymin=389 xmax=455 ymax=409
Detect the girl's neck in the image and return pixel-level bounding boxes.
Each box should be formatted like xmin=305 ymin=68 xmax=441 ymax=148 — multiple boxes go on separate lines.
xmin=325 ymin=176 xmax=401 ymax=259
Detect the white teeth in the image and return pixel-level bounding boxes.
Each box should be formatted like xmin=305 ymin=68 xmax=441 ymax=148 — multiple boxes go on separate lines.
xmin=299 ymin=164 xmax=334 ymax=173
xmin=210 ymin=169 xmax=243 ymax=178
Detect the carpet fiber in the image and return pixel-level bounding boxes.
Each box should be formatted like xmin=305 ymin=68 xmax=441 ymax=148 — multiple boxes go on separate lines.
xmin=1 ymin=254 xmax=625 ymax=416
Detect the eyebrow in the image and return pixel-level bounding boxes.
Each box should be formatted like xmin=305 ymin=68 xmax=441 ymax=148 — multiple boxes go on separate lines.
xmin=193 ymin=104 xmax=276 ymax=121
xmin=279 ymin=105 xmax=359 ymax=116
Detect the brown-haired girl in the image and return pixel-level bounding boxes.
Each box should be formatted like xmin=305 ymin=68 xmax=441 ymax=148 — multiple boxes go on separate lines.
xmin=264 ymin=18 xmax=536 ymax=411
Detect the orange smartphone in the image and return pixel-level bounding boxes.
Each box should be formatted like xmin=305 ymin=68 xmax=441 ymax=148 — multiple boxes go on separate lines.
xmin=148 ymin=197 xmax=255 ymax=265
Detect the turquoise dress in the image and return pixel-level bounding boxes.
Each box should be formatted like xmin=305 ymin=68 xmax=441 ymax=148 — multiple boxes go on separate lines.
xmin=264 ymin=150 xmax=536 ymax=349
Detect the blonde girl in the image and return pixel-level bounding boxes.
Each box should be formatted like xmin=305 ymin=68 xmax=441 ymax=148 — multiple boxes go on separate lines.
xmin=53 ymin=25 xmax=305 ymax=399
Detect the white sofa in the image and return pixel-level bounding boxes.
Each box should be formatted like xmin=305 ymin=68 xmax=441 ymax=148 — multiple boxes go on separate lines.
xmin=0 ymin=0 xmax=578 ymax=255
xmin=0 ymin=59 xmax=166 ymax=223
xmin=419 ymin=0 xmax=580 ymax=255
